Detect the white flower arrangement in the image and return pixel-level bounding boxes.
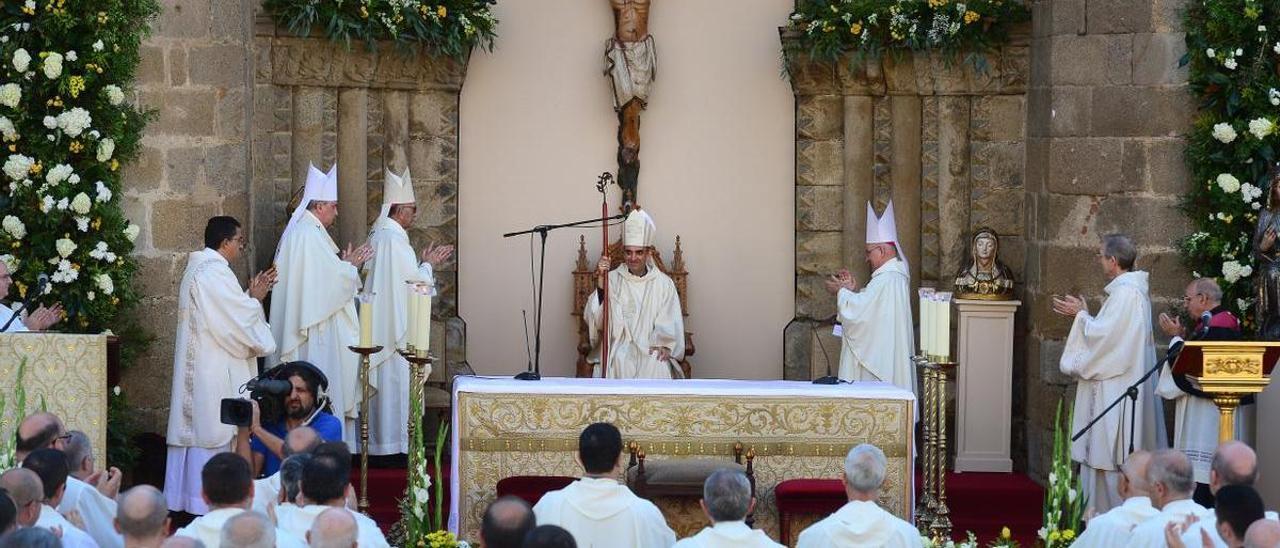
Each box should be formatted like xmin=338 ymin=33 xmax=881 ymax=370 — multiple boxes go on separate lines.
xmin=41 ymin=51 xmax=62 ymax=79
xmin=1223 ymin=260 xmax=1254 ymax=283
xmin=103 ymin=84 xmax=124 ymax=106
xmin=70 ymin=192 xmax=91 ymax=215
xmin=51 ymin=259 xmax=78 ymax=283
xmin=0 ymin=117 xmax=15 ymax=141
xmin=123 ymin=224 xmax=140 ymax=242
xmin=1225 ymin=57 xmax=1239 ymax=70
xmin=2 ymin=154 xmax=32 ymax=181
xmin=0 ymin=254 xmax=15 ymax=270
xmin=75 ymin=216 xmax=88 ymax=232
xmin=1241 ymin=182 xmax=1264 ymax=204
xmin=55 ymin=238 xmax=76 ymax=258
xmin=0 ymin=83 xmax=21 ymax=109
xmin=55 ymin=107 xmax=91 ymax=137
xmin=39 ymin=194 xmax=52 ymax=213
xmin=1217 ymin=173 xmax=1242 ymax=193
xmin=45 ymin=163 xmax=73 ymax=185
xmin=1249 ymin=117 xmax=1275 ymax=139
xmin=94 ymin=180 xmax=111 ymax=202
xmin=91 ymin=40 xmax=104 ymax=52
xmin=96 ymin=138 xmax=114 ymax=162
xmin=95 ymin=273 xmax=113 ymax=295
xmin=40 ymin=115 xmax=54 ymax=129
xmin=89 ymin=241 xmax=117 ymax=262
xmin=2 ymin=215 xmax=25 ymax=239
xmin=11 ymin=48 xmax=29 ymax=72
xmin=1212 ymin=122 xmax=1238 ymax=143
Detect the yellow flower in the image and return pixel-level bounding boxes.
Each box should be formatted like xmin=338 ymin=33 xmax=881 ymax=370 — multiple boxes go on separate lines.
xmin=437 ymin=5 xmax=447 ymax=18
xmin=928 ymin=0 xmax=947 ymax=7
xmin=111 ymin=296 xmax=119 ymax=305
xmin=1048 ymin=530 xmax=1061 ymax=542
xmin=91 ymin=218 xmax=101 ymax=230
xmin=68 ymin=140 xmax=83 ymax=153
xmin=30 ymin=162 xmax=42 ymax=175
xmin=109 ymin=159 xmax=119 ymax=171
xmin=1001 ymin=526 xmax=1011 ymax=539
xmin=1063 ymin=529 xmax=1076 ymax=540
xmin=822 ymin=22 xmax=835 ymax=33
xmin=6 ymin=145 xmax=14 ymax=152
xmin=964 ymin=10 xmax=980 ymax=24
xmin=359 ymin=6 xmax=369 ymax=18
xmin=850 ymin=22 xmax=863 ymax=35
xmin=14 ymin=281 xmax=24 ymax=296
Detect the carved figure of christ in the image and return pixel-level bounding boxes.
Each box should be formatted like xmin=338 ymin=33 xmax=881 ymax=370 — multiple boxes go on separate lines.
xmin=605 ymin=0 xmax=653 ymax=206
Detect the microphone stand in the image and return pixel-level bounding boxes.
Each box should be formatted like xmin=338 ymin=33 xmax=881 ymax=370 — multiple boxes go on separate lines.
xmin=810 ymin=317 xmax=840 ymax=385
xmin=504 ymin=213 xmax=628 ymax=380
xmin=1 ymin=279 xmax=48 ymax=332
xmin=1072 ymin=341 xmax=1182 ymax=455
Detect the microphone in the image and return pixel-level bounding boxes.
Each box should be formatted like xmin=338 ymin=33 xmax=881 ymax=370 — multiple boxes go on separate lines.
xmin=810 ymin=317 xmax=840 ymax=385
xmin=1 ymin=273 xmax=50 ymax=332
xmin=1195 ymin=311 xmax=1213 ymax=340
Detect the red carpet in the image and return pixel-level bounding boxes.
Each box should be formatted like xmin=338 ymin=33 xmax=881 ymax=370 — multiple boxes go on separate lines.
xmin=356 ymin=464 xmax=449 ymax=533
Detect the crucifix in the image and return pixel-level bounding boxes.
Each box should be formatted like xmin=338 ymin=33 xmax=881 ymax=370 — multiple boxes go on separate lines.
xmin=604 ymin=0 xmax=654 ymax=208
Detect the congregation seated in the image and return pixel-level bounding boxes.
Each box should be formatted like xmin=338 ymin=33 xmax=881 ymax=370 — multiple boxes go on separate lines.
xmin=18 ymin=412 xmax=122 ymax=548
xmin=273 ymin=442 xmax=390 ymax=548
xmin=1171 ymin=441 xmax=1266 ymax=546
xmin=674 ymin=469 xmax=780 ymax=547
xmin=307 ymin=507 xmax=358 ymax=548
xmin=1075 ymin=450 xmax=1158 ymax=547
xmin=115 ymin=485 xmax=171 ymax=548
xmin=174 ymin=452 xmax=304 ymax=547
xmin=532 ymin=422 xmax=676 ymax=547
xmin=1177 ymin=485 xmax=1267 ymax=548
xmin=524 ymin=524 xmax=578 ymax=548
xmin=22 ymin=448 xmax=96 ymax=547
xmin=219 ymin=511 xmax=274 ymax=548
xmin=1128 ymin=449 xmax=1213 ymax=547
xmin=250 ymin=426 xmax=320 ymax=514
xmin=481 ymin=496 xmax=536 ymax=548
xmin=795 ymin=444 xmax=921 ymax=548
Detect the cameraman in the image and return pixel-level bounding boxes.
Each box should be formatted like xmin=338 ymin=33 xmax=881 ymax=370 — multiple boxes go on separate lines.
xmin=236 ymin=362 xmax=342 ymax=477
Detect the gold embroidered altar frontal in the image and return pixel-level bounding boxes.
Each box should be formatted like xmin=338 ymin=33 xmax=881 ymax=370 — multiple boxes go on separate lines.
xmin=0 ymin=333 xmax=107 ymax=465
xmin=448 ymin=377 xmax=914 ymax=542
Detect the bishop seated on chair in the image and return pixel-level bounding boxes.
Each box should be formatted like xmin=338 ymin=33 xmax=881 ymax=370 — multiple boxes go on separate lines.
xmin=575 ymin=208 xmax=693 ymax=379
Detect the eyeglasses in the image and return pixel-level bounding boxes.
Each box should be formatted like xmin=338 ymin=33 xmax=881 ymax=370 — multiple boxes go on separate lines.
xmin=1183 ymin=293 xmax=1204 ymax=303
xmin=54 ymin=433 xmax=72 ymax=443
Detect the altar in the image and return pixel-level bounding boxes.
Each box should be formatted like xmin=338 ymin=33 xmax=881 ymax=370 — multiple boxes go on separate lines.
xmin=448 ymin=376 xmax=915 ymax=541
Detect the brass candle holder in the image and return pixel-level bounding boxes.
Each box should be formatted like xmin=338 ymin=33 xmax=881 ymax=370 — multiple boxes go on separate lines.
xmin=347 ymin=344 xmax=384 ymax=514
xmin=913 ymin=355 xmax=936 ymax=532
xmin=929 ymin=358 xmax=956 ymax=539
xmin=398 ymin=347 xmax=435 ymax=475
xmin=916 ymin=354 xmax=956 ymax=540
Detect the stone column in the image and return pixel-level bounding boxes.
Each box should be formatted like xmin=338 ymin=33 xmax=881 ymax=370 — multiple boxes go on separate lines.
xmin=337 ymin=89 xmax=369 ymax=249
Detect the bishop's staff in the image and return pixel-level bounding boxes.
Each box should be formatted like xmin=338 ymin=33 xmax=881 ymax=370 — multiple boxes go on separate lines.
xmin=596 ymin=172 xmax=615 ymax=378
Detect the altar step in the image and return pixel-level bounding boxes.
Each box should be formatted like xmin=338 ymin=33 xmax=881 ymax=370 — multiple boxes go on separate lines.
xmin=916 ymin=471 xmax=1045 ymax=545
xmin=358 ymin=460 xmax=450 ymax=533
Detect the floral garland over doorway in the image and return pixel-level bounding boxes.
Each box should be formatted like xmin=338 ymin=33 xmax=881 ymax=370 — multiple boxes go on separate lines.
xmin=263 ymin=0 xmax=498 ymax=57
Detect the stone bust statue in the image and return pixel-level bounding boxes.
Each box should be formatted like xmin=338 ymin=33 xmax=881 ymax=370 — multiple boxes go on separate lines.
xmin=954 ymin=227 xmax=1014 ymax=299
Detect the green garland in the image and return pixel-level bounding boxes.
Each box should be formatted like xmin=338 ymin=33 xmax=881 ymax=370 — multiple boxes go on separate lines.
xmin=263 ymin=0 xmax=497 ymax=57
xmin=1181 ymin=0 xmax=1280 ymax=331
xmin=783 ymin=0 xmax=1028 ymax=68
xmin=0 ymin=0 xmax=157 ymax=332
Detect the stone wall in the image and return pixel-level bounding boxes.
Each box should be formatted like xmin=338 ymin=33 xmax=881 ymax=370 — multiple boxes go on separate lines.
xmin=122 ymin=0 xmax=256 ymax=430
xmin=1022 ymin=0 xmax=1189 ymax=479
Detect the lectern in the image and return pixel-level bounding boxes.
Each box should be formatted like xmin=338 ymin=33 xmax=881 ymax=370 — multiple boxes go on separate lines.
xmin=1171 ymin=341 xmax=1280 ymax=443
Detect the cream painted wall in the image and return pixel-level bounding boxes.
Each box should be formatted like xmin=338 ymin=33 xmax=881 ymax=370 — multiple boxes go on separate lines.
xmin=459 ymin=0 xmax=795 ymax=379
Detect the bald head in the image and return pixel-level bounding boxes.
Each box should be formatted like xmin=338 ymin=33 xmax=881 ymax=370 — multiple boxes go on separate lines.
xmin=283 ymin=426 xmax=320 ymax=458
xmin=15 ymin=412 xmax=62 ymax=460
xmin=160 ymin=537 xmax=206 ymax=548
xmin=0 ymin=469 xmax=41 ymax=507
xmin=1245 ymin=519 xmax=1280 ymax=548
xmin=117 ymin=485 xmax=169 ymax=540
xmin=1212 ymin=441 xmax=1259 ymax=493
xmin=1120 ymin=451 xmax=1153 ymax=498
xmin=220 ymin=511 xmax=274 ymax=548
xmin=481 ymin=496 xmax=536 ymax=548
xmin=307 ymin=507 xmax=358 ymax=548
xmin=1149 ymin=449 xmax=1195 ymax=508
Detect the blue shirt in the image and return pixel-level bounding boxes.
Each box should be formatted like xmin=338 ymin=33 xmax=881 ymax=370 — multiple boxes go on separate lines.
xmin=250 ymin=411 xmax=342 ymax=476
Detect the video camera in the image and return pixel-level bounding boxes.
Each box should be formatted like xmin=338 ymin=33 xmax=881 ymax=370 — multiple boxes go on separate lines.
xmin=219 ymin=361 xmax=329 ymax=427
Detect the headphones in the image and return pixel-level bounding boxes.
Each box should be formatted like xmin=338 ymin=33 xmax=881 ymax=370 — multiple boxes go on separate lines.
xmin=266 ymin=360 xmax=330 ymax=406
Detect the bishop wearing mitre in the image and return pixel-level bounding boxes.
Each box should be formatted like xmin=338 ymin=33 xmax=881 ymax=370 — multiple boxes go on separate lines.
xmin=585 ymin=209 xmax=685 ymax=379
xmin=269 ymin=163 xmax=373 ymax=447
xmin=362 ymin=168 xmax=452 ymax=455
xmin=825 ymin=202 xmax=915 ymax=394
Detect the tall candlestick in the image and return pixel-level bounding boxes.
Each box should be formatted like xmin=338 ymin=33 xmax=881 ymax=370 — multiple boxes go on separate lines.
xmin=416 ymin=292 xmax=432 ymax=357
xmin=406 ymin=283 xmax=419 ymax=350
xmin=937 ymin=292 xmax=951 ymax=360
xmin=919 ymin=288 xmax=935 ymax=356
xmin=358 ymin=296 xmax=373 ymax=348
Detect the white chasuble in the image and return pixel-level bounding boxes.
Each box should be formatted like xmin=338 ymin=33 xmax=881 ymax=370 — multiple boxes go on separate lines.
xmin=584 ymin=264 xmax=684 ymax=379
xmin=362 ymin=216 xmax=434 ymax=455
xmin=61 ymin=476 xmax=123 ymax=548
xmin=533 ymin=477 xmax=676 ymax=548
xmin=269 ymin=210 xmax=362 ymax=444
xmin=1059 ymin=271 xmax=1165 ymax=472
xmin=795 ymin=500 xmax=923 ymax=548
xmin=1074 ymin=496 xmax=1159 ymax=548
xmin=167 ymin=248 xmax=276 ymax=450
xmin=673 ymin=521 xmax=784 ymax=548
xmin=836 ymin=258 xmax=915 ymax=394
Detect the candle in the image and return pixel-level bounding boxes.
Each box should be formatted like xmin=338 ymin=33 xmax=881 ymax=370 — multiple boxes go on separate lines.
xmin=358 ymin=297 xmax=373 ymax=348
xmin=406 ymin=283 xmax=419 ymax=350
xmin=918 ymin=288 xmax=935 ymax=356
xmin=417 ymin=292 xmax=432 ymax=356
xmin=937 ymin=292 xmax=952 ymax=360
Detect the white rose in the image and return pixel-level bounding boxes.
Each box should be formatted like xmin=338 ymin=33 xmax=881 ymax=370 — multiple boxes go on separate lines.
xmin=64 ymin=50 xmax=75 ymax=62
xmin=45 ymin=163 xmax=72 ymax=185
xmin=70 ymin=192 xmax=91 ymax=214
xmin=0 ymin=83 xmax=21 ymax=109
xmin=11 ymin=48 xmax=29 ymax=72
xmin=96 ymin=273 xmax=113 ymax=295
xmin=41 ymin=115 xmax=55 ymax=129
xmin=1217 ymin=173 xmax=1241 ymax=193
xmin=55 ymin=238 xmax=76 ymax=258
xmin=55 ymin=107 xmax=91 ymax=137
xmin=2 ymin=215 xmax=24 ymax=239
xmin=1249 ymin=117 xmax=1275 ymax=139
xmin=1225 ymin=57 xmax=1239 ymax=70
xmin=103 ymin=85 xmax=124 ymax=106
xmin=123 ymin=223 xmax=140 ymax=242
xmin=41 ymin=51 xmax=62 ymax=79
xmin=1 ymin=154 xmax=30 ymax=181
xmin=96 ymin=138 xmax=114 ymax=162
xmin=1212 ymin=122 xmax=1238 ymax=143
xmin=91 ymin=40 xmax=104 ymax=52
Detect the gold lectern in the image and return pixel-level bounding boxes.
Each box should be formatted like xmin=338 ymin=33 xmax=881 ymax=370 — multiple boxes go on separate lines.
xmin=1171 ymin=341 xmax=1280 ymax=443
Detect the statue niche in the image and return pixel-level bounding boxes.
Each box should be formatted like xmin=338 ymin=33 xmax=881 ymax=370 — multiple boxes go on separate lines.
xmin=953 ymin=227 xmax=1015 ymax=300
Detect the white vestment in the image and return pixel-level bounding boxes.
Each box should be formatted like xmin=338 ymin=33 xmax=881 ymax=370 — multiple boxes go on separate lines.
xmin=674 ymin=521 xmax=783 ymax=548
xmin=584 ymin=265 xmax=684 ymax=379
xmin=1 ymin=306 xmax=26 ymax=332
xmin=1127 ymin=499 xmax=1214 ymax=548
xmin=275 ymin=504 xmax=390 ymax=548
xmin=1177 ymin=510 xmax=1280 ymax=548
xmin=362 ymin=216 xmax=434 ymax=454
xmin=836 ymin=258 xmax=915 ymax=394
xmin=61 ymin=476 xmax=122 ymax=548
xmin=269 ymin=210 xmax=362 ymax=446
xmin=36 ymin=504 xmax=96 ymax=548
xmin=1157 ymin=349 xmax=1255 ymax=484
xmin=795 ymin=500 xmax=923 ymax=548
xmin=1074 ymin=496 xmax=1159 ymax=548
xmin=251 ymin=473 xmax=282 ymax=514
xmin=1059 ymin=271 xmax=1164 ymax=513
xmin=175 ymin=507 xmax=306 ymax=548
xmin=533 ymin=477 xmax=676 ymax=548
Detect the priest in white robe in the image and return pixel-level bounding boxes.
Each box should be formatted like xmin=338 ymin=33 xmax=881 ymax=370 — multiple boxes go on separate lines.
xmin=826 ymin=202 xmax=915 ymax=393
xmin=796 ymin=444 xmax=921 ymax=548
xmin=674 ymin=469 xmax=782 ymax=548
xmin=362 ymin=168 xmax=452 ymax=455
xmin=1073 ymin=451 xmax=1158 ymax=548
xmin=533 ymin=423 xmax=676 ymax=547
xmin=584 ymin=209 xmax=685 ymax=379
xmin=269 ymin=163 xmax=373 ymax=447
xmin=1053 ymin=233 xmax=1165 ymax=515
xmin=1127 ymin=449 xmax=1212 ymax=548
xmin=0 ymin=260 xmax=63 ymax=332
xmin=165 ymin=216 xmax=276 ymax=515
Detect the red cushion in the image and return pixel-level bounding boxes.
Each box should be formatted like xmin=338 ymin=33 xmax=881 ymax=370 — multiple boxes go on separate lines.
xmin=774 ymin=479 xmax=846 ymax=514
xmin=495 ymin=476 xmax=578 ymax=506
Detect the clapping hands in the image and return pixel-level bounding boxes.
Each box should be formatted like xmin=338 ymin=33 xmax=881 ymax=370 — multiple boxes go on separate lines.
xmin=24 ymin=303 xmax=63 ymax=331
xmin=248 ymin=266 xmax=277 ymax=301
xmin=420 ymin=243 xmax=454 ymax=267
xmin=824 ymin=269 xmax=858 ymax=296
xmin=342 ymin=242 xmax=374 ymax=267
xmin=1051 ymin=295 xmax=1088 ymax=317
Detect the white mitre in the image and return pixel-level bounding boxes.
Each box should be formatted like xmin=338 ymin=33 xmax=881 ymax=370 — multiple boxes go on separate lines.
xmin=276 ymin=162 xmax=338 ymax=257
xmin=378 ymin=167 xmax=414 ymax=219
xmin=622 ymin=208 xmax=656 ymax=248
xmin=866 ymin=200 xmax=908 ymax=271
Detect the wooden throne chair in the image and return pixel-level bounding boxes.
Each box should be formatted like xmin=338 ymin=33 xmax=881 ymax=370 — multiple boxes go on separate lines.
xmin=572 ymin=234 xmax=694 ymax=378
